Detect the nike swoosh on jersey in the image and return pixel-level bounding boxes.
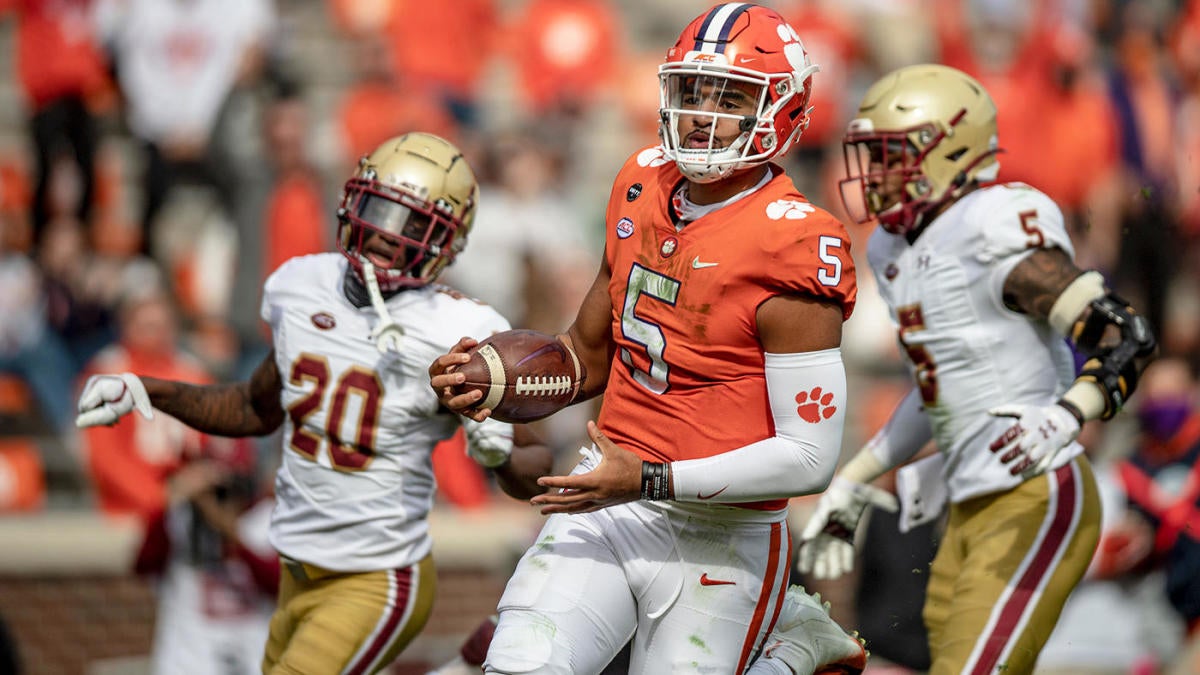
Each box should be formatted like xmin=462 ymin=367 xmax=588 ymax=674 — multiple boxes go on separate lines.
xmin=691 ymin=256 xmax=719 ymax=269
xmin=699 ymin=573 xmax=736 ymax=586
xmin=696 ymin=485 xmax=729 ymax=500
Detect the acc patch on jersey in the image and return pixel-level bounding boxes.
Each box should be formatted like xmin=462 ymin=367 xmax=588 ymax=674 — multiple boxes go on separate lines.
xmin=616 ymin=217 xmax=635 ymax=239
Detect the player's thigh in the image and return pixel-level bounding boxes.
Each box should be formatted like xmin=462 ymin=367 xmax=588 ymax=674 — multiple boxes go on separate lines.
xmin=262 ymin=560 xmax=300 ymax=673
xmin=927 ymin=458 xmax=1100 ymax=675
xmin=486 ymin=510 xmax=638 ymax=675
xmin=267 ymin=556 xmax=436 ymax=675
xmin=627 ymin=509 xmax=791 ymax=674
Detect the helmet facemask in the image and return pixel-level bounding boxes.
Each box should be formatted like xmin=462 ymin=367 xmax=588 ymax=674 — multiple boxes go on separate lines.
xmin=837 ymin=64 xmax=1002 ymax=236
xmin=839 ymin=124 xmax=949 ymax=235
xmin=337 ymin=176 xmax=467 ymax=293
xmin=658 ymin=63 xmax=806 ymax=183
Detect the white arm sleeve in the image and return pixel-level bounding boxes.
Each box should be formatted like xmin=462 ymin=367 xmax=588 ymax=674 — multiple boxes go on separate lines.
xmin=670 ymin=349 xmax=846 ymax=503
xmin=856 ymin=387 xmax=933 ymax=475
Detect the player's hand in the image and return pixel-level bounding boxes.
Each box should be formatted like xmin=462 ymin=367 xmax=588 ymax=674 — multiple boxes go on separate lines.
xmin=797 ymin=477 xmax=898 ymax=580
xmin=428 ymin=337 xmax=490 ymax=422
xmin=530 ymin=421 xmax=641 ymax=515
xmin=75 ymin=373 xmax=154 ymax=428
xmin=988 ymin=403 xmax=1080 ymax=478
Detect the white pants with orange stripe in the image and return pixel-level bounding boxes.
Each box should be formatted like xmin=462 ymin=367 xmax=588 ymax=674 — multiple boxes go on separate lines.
xmin=485 ymin=476 xmax=792 ymax=674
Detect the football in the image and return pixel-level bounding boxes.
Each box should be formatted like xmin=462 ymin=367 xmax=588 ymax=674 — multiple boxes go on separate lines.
xmin=456 ymin=329 xmax=586 ymax=423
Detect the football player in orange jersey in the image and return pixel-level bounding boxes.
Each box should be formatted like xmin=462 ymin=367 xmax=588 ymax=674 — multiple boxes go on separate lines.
xmin=430 ymin=4 xmax=867 ymax=673
xmin=75 ymin=132 xmax=554 ymax=675
xmin=797 ymin=64 xmax=1157 ymax=675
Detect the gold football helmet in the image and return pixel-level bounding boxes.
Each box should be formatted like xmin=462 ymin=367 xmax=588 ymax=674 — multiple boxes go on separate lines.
xmin=838 ymin=64 xmax=1001 ymax=235
xmin=337 ymin=132 xmax=478 ymax=290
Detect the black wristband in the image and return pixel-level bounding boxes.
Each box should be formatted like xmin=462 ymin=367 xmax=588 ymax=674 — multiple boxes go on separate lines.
xmin=640 ymin=461 xmax=672 ymax=501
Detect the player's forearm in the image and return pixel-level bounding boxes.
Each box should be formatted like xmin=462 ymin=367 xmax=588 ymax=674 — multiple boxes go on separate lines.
xmin=563 ymin=258 xmax=614 ymax=402
xmin=141 ymin=377 xmax=283 ymax=436
xmin=671 ymin=350 xmax=846 ymax=503
xmin=843 ymin=387 xmax=933 ymax=483
xmin=494 ymin=446 xmax=553 ymax=499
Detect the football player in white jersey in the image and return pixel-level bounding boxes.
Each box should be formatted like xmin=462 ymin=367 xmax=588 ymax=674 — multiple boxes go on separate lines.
xmin=74 ymin=132 xmax=554 ymax=675
xmin=798 ymin=64 xmax=1157 ymax=674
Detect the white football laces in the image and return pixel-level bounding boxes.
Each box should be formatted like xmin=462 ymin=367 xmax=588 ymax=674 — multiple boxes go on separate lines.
xmin=360 ymin=260 xmax=404 ymax=355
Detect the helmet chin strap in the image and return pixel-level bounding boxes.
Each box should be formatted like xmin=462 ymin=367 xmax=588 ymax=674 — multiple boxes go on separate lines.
xmin=360 ymin=260 xmax=404 ymax=355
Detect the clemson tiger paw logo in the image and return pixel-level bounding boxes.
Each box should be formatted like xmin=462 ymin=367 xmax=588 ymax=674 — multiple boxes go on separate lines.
xmin=766 ymin=199 xmax=816 ymax=220
xmin=795 ymin=387 xmax=837 ymax=423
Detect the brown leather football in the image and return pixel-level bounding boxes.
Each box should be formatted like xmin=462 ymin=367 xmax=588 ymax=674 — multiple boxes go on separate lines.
xmin=456 ymin=329 xmax=585 ymax=423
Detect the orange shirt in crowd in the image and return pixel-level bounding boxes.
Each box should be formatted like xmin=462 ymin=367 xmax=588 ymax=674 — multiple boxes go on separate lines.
xmin=338 ymin=82 xmax=457 ymax=163
xmin=508 ymin=0 xmax=619 ymax=113
xmin=384 ymin=0 xmax=497 ymax=98
xmin=263 ymin=171 xmax=327 ymax=280
xmin=80 ymin=347 xmax=211 ymax=523
xmin=1034 ymin=82 xmax=1119 ymax=213
xmin=933 ymin=0 xmax=1059 ymax=188
xmin=11 ymin=0 xmax=112 ymax=110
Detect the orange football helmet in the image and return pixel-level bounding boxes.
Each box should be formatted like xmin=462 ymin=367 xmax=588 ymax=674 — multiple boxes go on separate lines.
xmin=658 ymin=2 xmax=819 ymax=183
xmin=337 ymin=132 xmax=478 ymax=291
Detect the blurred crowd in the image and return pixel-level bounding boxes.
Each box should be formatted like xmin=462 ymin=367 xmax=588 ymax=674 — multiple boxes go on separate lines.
xmin=0 ymin=0 xmax=1199 ymax=672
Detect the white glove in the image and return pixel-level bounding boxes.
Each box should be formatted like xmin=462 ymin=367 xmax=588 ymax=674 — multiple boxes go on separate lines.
xmin=463 ymin=419 xmax=513 ymax=469
xmin=75 ymin=373 xmax=154 ymax=428
xmin=988 ymin=403 xmax=1081 ymax=479
xmin=797 ymin=477 xmax=898 ymax=580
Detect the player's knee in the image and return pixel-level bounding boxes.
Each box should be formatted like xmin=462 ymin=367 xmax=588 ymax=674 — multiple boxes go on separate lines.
xmin=483 ymin=613 xmax=560 ymax=674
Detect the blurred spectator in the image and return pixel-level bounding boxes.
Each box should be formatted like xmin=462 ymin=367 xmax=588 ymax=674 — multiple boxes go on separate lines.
xmin=7 ymin=0 xmax=114 ymax=249
xmin=93 ymin=0 xmax=275 ymax=260
xmin=335 ymin=31 xmax=458 ymax=167
xmin=1102 ymin=3 xmax=1181 ymax=338
xmin=779 ymin=0 xmax=864 ymax=196
xmin=37 ymin=216 xmax=120 ymax=370
xmin=261 ymin=90 xmax=326 ymax=291
xmin=1166 ymin=2 xmax=1200 ymax=360
xmin=933 ymin=0 xmax=1061 ymax=189
xmin=442 ymin=130 xmax=594 ymax=330
xmin=135 ymin=438 xmax=277 ymax=675
xmin=79 ymin=289 xmax=212 ymax=524
xmin=1117 ymin=357 xmax=1200 ymax=674
xmin=381 ymin=0 xmax=498 ymax=130
xmin=0 ymin=214 xmax=75 ymax=433
xmin=506 ymin=0 xmax=620 ymax=125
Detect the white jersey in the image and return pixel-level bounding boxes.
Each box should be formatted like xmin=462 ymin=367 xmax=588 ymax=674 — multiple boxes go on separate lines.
xmin=261 ymin=254 xmax=511 ymax=571
xmin=867 ymin=184 xmax=1084 ymax=502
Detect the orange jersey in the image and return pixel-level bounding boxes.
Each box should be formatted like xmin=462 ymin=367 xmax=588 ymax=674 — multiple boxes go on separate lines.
xmin=597 ymin=146 xmax=856 ymax=466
